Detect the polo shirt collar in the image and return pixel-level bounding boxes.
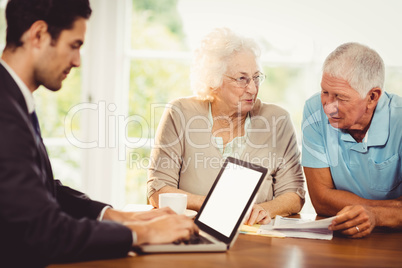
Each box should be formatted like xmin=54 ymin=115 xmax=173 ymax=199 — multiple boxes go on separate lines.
xmin=367 ymin=92 xmax=389 ymax=147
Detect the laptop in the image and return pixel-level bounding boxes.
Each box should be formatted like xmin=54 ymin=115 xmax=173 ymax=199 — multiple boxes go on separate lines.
xmin=135 ymin=156 xmax=267 ymax=253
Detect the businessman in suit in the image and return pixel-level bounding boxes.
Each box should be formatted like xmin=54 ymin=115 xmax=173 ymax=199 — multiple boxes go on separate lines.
xmin=0 ymin=0 xmax=197 ymax=267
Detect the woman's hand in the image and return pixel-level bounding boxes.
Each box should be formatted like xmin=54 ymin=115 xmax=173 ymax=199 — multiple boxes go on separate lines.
xmin=329 ymin=205 xmax=376 ymax=238
xmin=245 ymin=204 xmax=271 ymax=225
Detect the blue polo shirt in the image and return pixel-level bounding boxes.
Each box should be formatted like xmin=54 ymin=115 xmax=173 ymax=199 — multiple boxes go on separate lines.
xmin=301 ymin=92 xmax=402 ymax=200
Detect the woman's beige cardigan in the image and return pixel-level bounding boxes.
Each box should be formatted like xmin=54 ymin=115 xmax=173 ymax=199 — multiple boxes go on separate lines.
xmin=147 ymin=97 xmax=305 ymax=203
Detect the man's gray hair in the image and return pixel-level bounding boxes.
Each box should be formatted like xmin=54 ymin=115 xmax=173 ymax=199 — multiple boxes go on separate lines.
xmin=190 ymin=27 xmax=261 ymax=101
xmin=323 ymin=42 xmax=385 ymax=98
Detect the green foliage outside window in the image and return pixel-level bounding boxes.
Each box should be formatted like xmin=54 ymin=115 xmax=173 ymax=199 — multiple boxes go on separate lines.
xmin=126 ymin=0 xmax=190 ymax=204
xmin=131 ymin=0 xmax=185 ymax=50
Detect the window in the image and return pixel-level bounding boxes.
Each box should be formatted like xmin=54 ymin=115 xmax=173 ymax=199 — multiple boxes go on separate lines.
xmin=125 ymin=0 xmax=192 ymax=204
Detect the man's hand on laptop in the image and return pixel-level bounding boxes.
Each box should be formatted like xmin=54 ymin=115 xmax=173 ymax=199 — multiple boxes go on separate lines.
xmin=245 ymin=204 xmax=271 ymax=225
xmin=126 ymin=214 xmax=199 ymax=245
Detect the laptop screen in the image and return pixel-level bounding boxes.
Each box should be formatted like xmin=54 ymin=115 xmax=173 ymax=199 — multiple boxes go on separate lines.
xmin=195 ymin=157 xmax=267 ymax=243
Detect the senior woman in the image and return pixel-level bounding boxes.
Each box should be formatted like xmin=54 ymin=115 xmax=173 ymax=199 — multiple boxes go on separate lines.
xmin=147 ymin=28 xmax=305 ymax=225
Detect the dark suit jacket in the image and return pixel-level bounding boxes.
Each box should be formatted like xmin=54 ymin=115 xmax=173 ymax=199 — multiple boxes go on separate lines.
xmin=0 ymin=64 xmax=132 ymax=267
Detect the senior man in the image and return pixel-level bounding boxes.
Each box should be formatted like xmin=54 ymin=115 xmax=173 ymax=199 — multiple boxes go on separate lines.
xmin=302 ymin=42 xmax=402 ymax=238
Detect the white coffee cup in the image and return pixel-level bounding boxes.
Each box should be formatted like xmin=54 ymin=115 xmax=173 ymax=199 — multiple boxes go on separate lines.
xmin=159 ymin=193 xmax=187 ymax=215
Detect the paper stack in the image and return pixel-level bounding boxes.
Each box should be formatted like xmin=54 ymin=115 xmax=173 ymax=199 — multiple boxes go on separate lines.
xmin=257 ymin=215 xmax=336 ymax=240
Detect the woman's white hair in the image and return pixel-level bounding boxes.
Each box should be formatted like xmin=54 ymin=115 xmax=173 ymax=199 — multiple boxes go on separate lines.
xmin=190 ymin=27 xmax=261 ymax=101
xmin=323 ymin=42 xmax=385 ymax=98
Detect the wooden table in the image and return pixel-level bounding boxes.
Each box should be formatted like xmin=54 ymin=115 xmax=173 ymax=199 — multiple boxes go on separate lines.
xmin=48 ymin=227 xmax=402 ymax=268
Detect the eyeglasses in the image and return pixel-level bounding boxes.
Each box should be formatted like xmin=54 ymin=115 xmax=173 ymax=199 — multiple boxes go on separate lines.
xmin=224 ymin=73 xmax=266 ymax=88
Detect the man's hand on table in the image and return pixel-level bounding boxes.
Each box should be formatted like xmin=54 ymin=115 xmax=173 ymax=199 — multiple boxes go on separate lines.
xmin=329 ymin=205 xmax=376 ymax=238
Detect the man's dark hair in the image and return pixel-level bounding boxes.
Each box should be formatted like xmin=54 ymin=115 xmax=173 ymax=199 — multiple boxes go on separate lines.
xmin=5 ymin=0 xmax=92 ymax=48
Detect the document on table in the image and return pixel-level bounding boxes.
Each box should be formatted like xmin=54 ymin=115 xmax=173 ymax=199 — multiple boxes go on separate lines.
xmin=257 ymin=215 xmax=336 ymax=240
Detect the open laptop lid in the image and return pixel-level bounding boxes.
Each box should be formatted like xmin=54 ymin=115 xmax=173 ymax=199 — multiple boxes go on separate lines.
xmin=194 ymin=156 xmax=267 ymax=247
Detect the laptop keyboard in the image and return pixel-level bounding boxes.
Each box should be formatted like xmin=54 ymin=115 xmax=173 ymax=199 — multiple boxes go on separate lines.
xmin=173 ymin=234 xmax=214 ymax=245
